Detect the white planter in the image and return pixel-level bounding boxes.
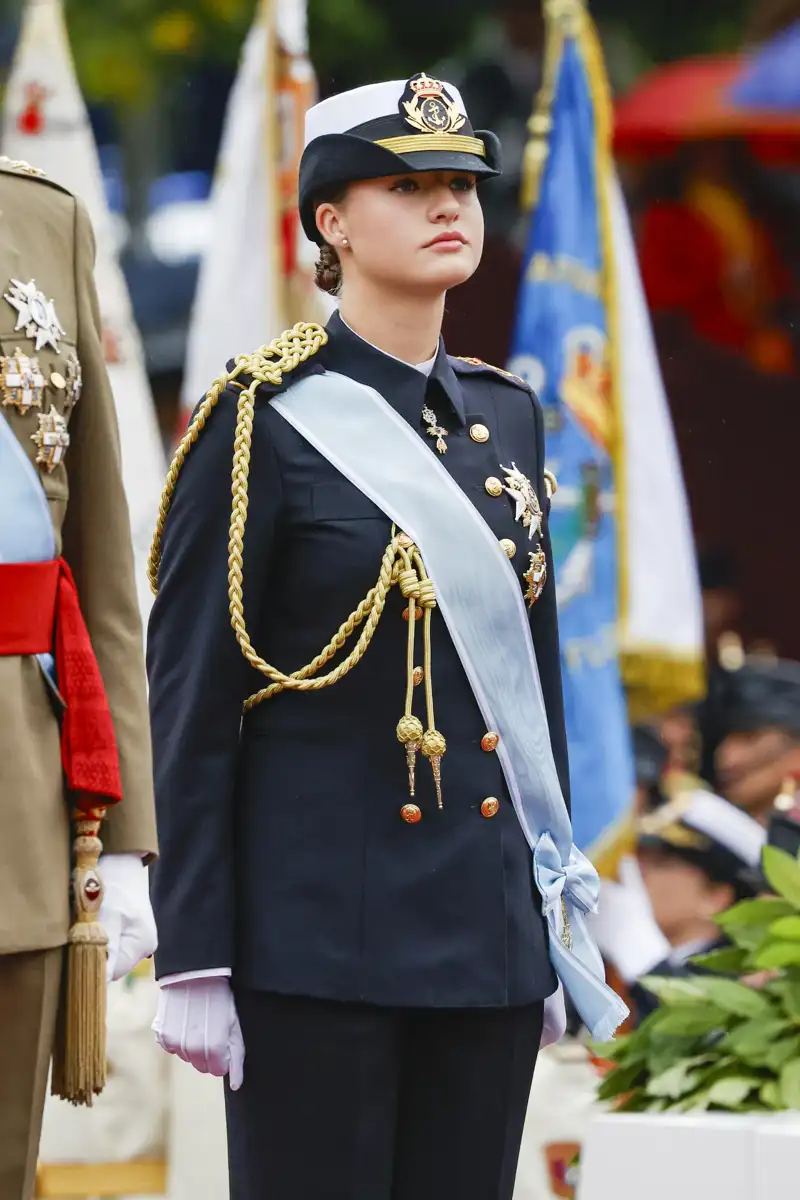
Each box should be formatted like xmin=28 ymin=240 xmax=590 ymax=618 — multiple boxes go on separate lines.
xmin=578 ymin=1112 xmax=800 ymax=1200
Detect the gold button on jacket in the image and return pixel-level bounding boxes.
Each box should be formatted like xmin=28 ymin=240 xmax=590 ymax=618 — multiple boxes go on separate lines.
xmin=481 ymin=732 xmax=500 ymax=752
xmin=499 ymin=538 xmax=516 ymax=559
xmin=401 ymin=803 xmax=422 ymax=824
xmin=469 ymin=423 xmax=490 ymax=443
xmin=481 ymin=798 xmax=500 ymax=819
xmin=484 ymin=476 xmax=502 ymax=497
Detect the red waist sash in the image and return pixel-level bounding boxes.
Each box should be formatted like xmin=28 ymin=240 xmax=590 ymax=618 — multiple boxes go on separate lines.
xmin=0 ymin=559 xmax=122 ymax=806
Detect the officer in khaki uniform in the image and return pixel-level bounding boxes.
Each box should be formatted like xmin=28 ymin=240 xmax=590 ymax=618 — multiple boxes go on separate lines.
xmin=0 ymin=159 xmax=158 ymax=1200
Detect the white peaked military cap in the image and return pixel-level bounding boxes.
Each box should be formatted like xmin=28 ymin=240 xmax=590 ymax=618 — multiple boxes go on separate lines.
xmin=638 ymin=789 xmax=766 ymax=895
xmin=298 ymin=72 xmax=501 ymax=242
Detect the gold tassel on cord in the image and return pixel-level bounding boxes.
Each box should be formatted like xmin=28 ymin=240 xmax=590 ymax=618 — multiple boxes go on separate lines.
xmin=51 ymin=806 xmax=108 ymax=1107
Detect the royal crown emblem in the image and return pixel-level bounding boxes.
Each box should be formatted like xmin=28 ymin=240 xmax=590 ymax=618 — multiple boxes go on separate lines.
xmin=401 ymin=73 xmax=466 ymax=137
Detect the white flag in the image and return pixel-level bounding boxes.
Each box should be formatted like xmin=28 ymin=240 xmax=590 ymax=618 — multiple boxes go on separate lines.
xmin=181 ymin=0 xmax=329 ymax=425
xmin=609 ymin=173 xmax=704 ymax=715
xmin=2 ymin=0 xmax=166 ymax=619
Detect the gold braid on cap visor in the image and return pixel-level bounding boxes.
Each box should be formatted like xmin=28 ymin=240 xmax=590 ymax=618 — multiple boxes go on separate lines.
xmin=375 ymin=133 xmax=487 ymax=157
xmin=147 ymin=322 xmax=448 ymax=806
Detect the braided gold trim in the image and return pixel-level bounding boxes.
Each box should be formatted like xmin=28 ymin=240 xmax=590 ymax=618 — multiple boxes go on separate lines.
xmin=375 ymin=134 xmax=486 ymax=158
xmin=146 ymin=322 xmax=447 ymax=733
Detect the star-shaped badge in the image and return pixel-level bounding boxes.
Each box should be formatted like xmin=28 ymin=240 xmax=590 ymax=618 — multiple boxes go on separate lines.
xmin=500 ymin=463 xmax=543 ymax=540
xmin=4 ymin=278 xmax=66 ymax=353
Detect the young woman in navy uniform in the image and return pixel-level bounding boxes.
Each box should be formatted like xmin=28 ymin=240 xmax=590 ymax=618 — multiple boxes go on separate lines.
xmin=148 ymin=74 xmax=622 ymax=1199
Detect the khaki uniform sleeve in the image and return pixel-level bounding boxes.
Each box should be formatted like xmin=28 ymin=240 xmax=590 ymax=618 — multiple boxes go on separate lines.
xmin=60 ymin=197 xmax=158 ymax=858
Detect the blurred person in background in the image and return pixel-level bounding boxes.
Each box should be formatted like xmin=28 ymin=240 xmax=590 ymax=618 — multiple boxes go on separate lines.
xmin=713 ymin=657 xmax=800 ymax=823
xmin=0 ymin=159 xmax=157 ymax=1200
xmin=593 ymin=790 xmax=765 ymax=1023
xmin=637 ymin=139 xmax=797 ymax=377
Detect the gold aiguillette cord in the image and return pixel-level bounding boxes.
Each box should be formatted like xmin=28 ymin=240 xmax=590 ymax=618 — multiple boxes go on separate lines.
xmin=394 ymin=540 xmax=447 ymax=807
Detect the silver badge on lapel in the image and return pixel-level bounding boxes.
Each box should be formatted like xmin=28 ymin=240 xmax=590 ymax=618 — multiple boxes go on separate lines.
xmin=31 ymin=404 xmax=70 ymax=472
xmin=0 ymin=348 xmax=45 ymax=414
xmin=500 ymin=463 xmax=543 ymax=539
xmin=4 ymin=278 xmax=66 ymax=353
xmin=523 ymin=547 xmax=547 ymax=608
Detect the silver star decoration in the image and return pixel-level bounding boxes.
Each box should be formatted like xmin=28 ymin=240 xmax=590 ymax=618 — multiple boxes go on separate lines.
xmin=500 ymin=462 xmax=543 ymax=540
xmin=4 ymin=278 xmax=66 ymax=353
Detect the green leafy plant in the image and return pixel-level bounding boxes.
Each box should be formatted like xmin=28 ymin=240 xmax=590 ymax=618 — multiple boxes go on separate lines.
xmin=594 ymin=847 xmax=800 ymax=1114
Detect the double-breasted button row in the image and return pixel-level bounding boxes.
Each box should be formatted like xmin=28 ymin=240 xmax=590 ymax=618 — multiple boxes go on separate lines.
xmin=400 ymin=795 xmax=501 ymax=822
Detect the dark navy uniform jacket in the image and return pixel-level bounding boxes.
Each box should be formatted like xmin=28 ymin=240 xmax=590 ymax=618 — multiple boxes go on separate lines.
xmin=148 ymin=312 xmax=570 ymax=1008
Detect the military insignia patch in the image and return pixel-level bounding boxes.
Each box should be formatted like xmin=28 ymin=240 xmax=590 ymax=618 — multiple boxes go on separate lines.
xmin=523 ymin=546 xmax=547 ymax=608
xmin=401 ymin=73 xmax=466 ymax=136
xmin=31 ymin=404 xmax=70 ymax=472
xmin=0 ymin=348 xmax=45 ymax=414
xmin=4 ymin=278 xmax=66 ymax=353
xmin=500 ymin=463 xmax=543 ymax=539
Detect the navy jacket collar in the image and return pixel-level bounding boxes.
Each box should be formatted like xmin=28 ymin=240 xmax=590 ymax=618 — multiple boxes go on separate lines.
xmin=321 ymin=310 xmax=466 ymax=427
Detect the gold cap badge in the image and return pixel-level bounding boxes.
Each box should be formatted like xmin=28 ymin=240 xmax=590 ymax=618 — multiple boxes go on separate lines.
xmin=401 ymin=73 xmax=466 ymax=136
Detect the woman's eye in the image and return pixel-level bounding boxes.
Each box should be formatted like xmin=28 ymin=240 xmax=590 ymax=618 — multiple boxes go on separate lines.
xmin=451 ymin=176 xmax=476 ymax=193
xmin=391 ymin=178 xmax=419 ymax=194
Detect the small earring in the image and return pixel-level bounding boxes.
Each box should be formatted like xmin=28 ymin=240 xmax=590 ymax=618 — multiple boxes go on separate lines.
xmin=341 ymin=238 xmax=349 ymax=247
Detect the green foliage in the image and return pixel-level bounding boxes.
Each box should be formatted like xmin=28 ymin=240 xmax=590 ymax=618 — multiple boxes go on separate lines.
xmin=64 ymin=0 xmax=258 ymax=107
xmin=595 ymin=846 xmax=800 ymax=1114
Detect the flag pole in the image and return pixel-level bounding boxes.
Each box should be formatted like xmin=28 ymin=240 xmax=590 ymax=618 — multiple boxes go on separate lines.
xmin=260 ymin=0 xmax=285 ymax=327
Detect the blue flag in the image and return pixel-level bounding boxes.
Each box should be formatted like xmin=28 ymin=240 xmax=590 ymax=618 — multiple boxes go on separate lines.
xmin=508 ymin=18 xmax=634 ymax=852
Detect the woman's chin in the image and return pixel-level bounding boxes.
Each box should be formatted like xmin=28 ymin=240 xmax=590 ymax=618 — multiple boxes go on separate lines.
xmin=401 ymin=258 xmax=478 ymax=293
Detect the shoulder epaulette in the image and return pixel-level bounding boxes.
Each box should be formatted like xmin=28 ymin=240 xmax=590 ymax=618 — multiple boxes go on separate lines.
xmin=451 ymin=356 xmax=528 ymax=389
xmin=0 ymin=156 xmax=74 ymax=198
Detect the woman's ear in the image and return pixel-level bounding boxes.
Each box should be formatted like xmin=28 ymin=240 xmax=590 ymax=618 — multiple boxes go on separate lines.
xmin=315 ymin=202 xmax=346 ymax=248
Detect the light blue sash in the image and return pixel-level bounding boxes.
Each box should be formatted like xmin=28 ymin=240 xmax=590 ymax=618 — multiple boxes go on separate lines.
xmin=273 ymin=371 xmax=628 ymax=1040
xmin=0 ymin=411 xmax=55 ymax=562
xmin=0 ymin=411 xmax=57 ymax=680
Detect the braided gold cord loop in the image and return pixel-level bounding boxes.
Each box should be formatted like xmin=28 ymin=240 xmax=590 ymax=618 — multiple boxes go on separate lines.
xmin=147 ymin=322 xmax=328 ymax=596
xmin=147 ymin=322 xmax=447 ymax=801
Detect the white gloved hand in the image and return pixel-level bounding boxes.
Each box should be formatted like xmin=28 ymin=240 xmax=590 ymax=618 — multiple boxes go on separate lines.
xmin=152 ymin=977 xmax=245 ymax=1090
xmin=540 ymin=983 xmax=568 ymax=1049
xmin=99 ymin=853 xmax=158 ymax=983
xmin=590 ymin=855 xmax=671 ymax=984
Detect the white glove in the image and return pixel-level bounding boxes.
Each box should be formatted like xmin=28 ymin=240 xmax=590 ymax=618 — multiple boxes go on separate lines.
xmin=589 ymin=855 xmax=672 ymax=984
xmin=99 ymin=853 xmax=158 ymax=983
xmin=152 ymin=977 xmax=245 ymax=1090
xmin=540 ymin=983 xmax=568 ymax=1049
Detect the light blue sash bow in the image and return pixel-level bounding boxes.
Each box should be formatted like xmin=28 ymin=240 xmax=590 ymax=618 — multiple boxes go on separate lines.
xmin=273 ymin=370 xmax=629 ymax=1039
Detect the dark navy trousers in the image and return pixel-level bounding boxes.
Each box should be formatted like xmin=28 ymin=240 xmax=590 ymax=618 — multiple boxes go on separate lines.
xmin=225 ymin=991 xmax=544 ymax=1200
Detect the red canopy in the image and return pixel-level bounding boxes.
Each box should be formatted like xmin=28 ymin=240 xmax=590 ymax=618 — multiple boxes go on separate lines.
xmin=614 ymin=55 xmax=800 ymax=161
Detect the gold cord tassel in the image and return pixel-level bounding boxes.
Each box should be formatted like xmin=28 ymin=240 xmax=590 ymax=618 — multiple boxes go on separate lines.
xmin=396 ymin=553 xmax=424 ymax=794
xmin=415 ymin=555 xmax=447 ymax=808
xmin=51 ymin=808 xmax=108 ymax=1107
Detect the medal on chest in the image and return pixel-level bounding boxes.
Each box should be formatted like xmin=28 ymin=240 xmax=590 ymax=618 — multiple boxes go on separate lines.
xmin=500 ymin=463 xmax=543 ymax=539
xmin=32 ymin=404 xmax=70 ymax=472
xmin=4 ymin=278 xmax=66 ymax=353
xmin=0 ymin=348 xmax=45 ymax=414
